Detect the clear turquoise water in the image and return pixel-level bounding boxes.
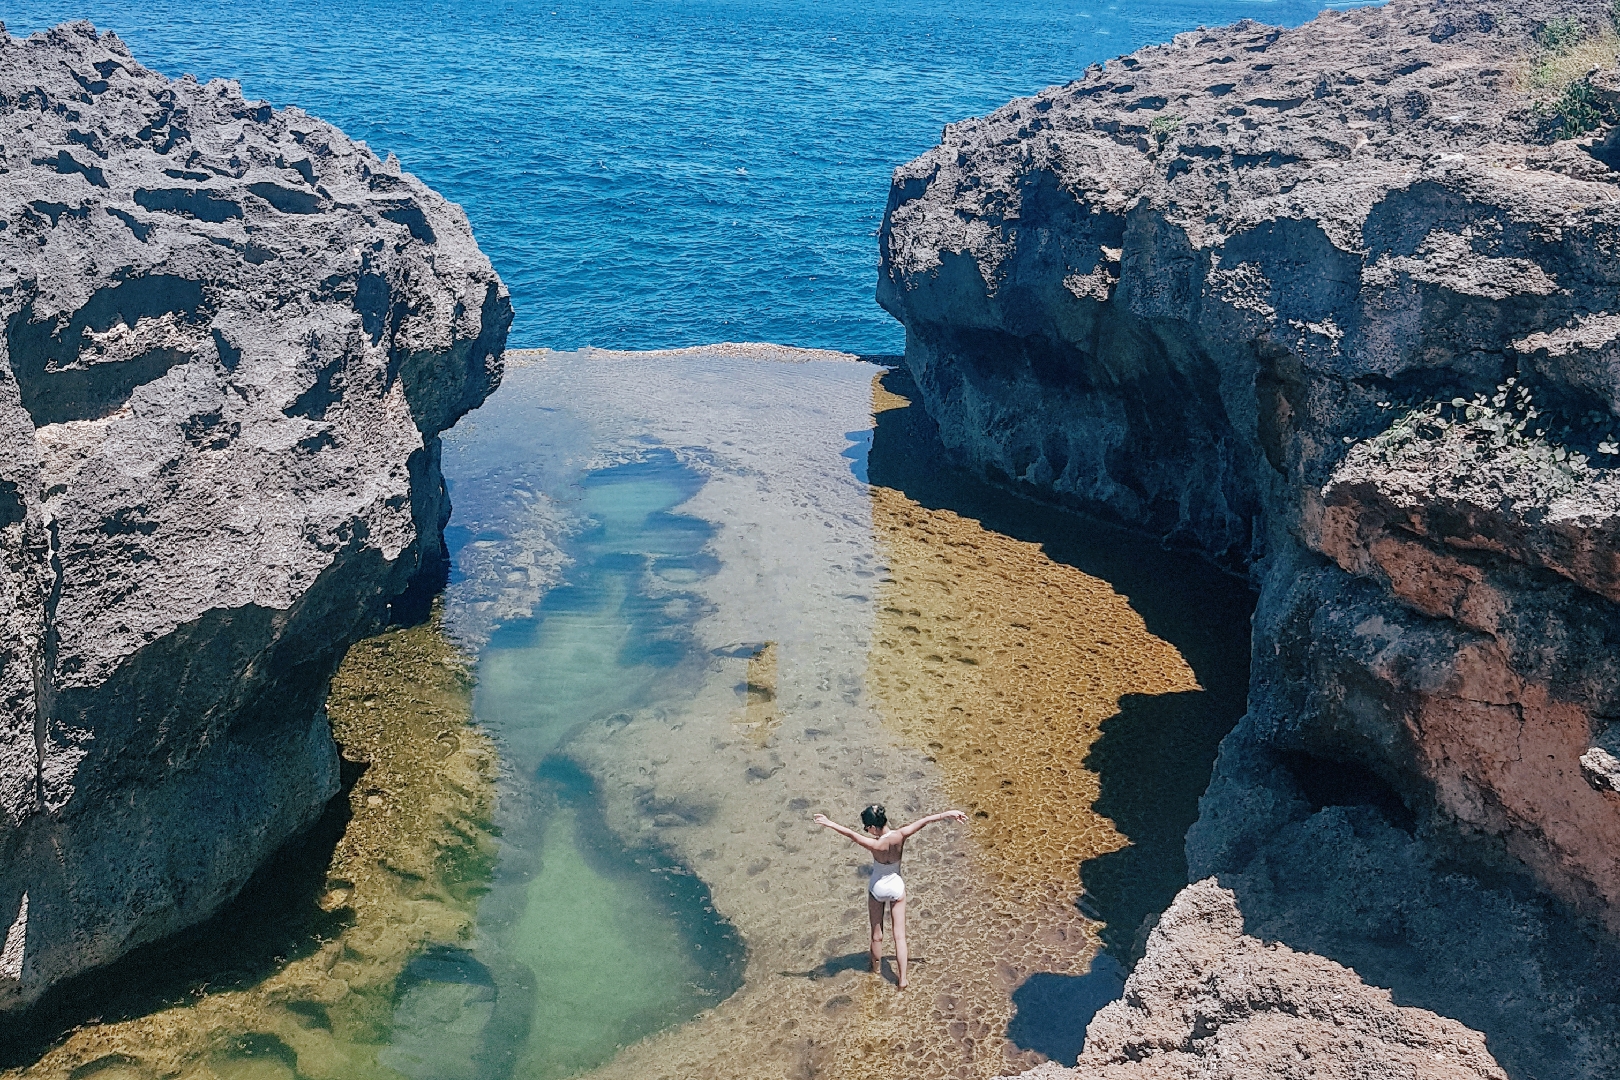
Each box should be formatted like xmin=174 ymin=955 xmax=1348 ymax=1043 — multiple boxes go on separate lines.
xmin=416 ymin=447 xmax=745 ymax=1078
xmin=10 ymin=0 xmax=1335 ymax=352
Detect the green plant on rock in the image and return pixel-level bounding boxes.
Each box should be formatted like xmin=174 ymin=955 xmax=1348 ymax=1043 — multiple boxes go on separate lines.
xmin=1536 ymin=16 xmax=1587 ymax=56
xmin=1149 ymin=113 xmax=1182 ymax=147
xmin=1356 ymin=378 xmax=1618 ymax=501
xmin=1522 ymin=14 xmax=1620 ymax=140
xmin=1540 ymin=76 xmax=1608 ymax=139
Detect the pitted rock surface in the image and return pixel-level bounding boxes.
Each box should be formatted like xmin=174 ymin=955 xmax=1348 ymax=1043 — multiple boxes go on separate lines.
xmin=1033 ymin=880 xmax=1508 ymax=1080
xmin=0 ymin=22 xmax=509 ymax=1012
xmin=881 ymin=0 xmax=1620 ymax=1075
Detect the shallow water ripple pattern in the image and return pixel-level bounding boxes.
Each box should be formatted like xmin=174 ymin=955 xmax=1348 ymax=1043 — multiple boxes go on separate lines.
xmin=433 ymin=351 xmax=1238 ymax=1080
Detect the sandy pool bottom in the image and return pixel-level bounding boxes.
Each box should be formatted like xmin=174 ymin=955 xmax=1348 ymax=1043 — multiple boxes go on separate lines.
xmin=451 ymin=350 xmax=1226 ymax=1080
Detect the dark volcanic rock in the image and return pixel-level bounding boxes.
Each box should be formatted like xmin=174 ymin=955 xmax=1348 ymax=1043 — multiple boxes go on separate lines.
xmin=880 ymin=0 xmax=1620 ymax=1074
xmin=0 ymin=23 xmax=509 ymax=1011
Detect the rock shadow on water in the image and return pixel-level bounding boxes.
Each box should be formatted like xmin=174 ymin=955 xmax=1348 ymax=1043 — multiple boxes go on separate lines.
xmin=1080 ymin=689 xmax=1245 ymax=962
xmin=1006 ymin=952 xmax=1127 ymax=1067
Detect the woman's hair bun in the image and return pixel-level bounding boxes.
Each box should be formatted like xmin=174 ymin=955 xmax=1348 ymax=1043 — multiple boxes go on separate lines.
xmin=860 ymin=804 xmax=887 ymax=830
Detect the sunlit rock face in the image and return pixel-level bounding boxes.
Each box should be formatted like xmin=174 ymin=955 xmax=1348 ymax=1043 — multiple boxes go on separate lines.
xmin=1022 ymin=880 xmax=1508 ymax=1080
xmin=880 ymin=0 xmax=1620 ymax=1071
xmin=0 ymin=22 xmax=508 ymax=1011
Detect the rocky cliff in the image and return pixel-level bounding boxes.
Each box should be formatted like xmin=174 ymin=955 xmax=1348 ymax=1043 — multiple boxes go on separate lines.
xmin=0 ymin=23 xmax=508 ymax=1013
xmin=879 ymin=0 xmax=1620 ymax=1074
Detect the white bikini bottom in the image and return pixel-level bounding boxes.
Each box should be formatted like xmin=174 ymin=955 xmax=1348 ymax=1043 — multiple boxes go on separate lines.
xmin=869 ymin=867 xmax=905 ymax=902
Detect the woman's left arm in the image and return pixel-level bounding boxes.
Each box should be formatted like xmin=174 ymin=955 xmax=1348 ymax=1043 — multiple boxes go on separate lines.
xmin=897 ymin=809 xmax=969 ymax=838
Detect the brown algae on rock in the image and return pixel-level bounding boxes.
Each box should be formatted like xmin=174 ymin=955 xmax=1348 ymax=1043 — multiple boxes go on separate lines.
xmin=867 ymin=484 xmax=1200 ymax=916
xmin=2 ymin=611 xmax=495 ymax=1079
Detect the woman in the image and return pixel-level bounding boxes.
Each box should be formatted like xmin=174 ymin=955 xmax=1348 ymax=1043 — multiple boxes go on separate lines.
xmin=813 ymin=803 xmax=969 ymax=989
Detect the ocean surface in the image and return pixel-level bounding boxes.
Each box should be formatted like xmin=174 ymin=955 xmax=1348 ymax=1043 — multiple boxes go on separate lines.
xmin=11 ymin=0 xmax=1342 ymax=353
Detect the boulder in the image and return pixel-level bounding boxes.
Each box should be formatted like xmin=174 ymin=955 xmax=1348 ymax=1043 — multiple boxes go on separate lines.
xmin=1042 ymin=880 xmax=1507 ymax=1080
xmin=0 ymin=22 xmax=509 ymax=1011
xmin=879 ymin=0 xmax=1620 ymax=1072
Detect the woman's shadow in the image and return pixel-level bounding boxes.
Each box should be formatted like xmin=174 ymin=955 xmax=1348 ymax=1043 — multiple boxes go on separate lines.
xmin=779 ymin=952 xmax=919 ymax=985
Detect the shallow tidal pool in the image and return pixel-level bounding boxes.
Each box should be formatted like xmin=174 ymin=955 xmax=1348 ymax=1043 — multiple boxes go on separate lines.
xmin=1 ymin=348 xmax=1252 ymax=1080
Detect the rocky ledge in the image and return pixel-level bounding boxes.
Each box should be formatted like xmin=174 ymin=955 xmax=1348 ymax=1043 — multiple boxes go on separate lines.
xmin=880 ymin=0 xmax=1620 ymax=1074
xmin=1025 ymin=880 xmax=1507 ymax=1080
xmin=0 ymin=23 xmax=508 ymax=1013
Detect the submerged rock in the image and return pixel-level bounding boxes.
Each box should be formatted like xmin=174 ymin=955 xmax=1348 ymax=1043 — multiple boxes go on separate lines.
xmin=879 ymin=0 xmax=1620 ymax=1072
xmin=0 ymin=22 xmax=508 ymax=1014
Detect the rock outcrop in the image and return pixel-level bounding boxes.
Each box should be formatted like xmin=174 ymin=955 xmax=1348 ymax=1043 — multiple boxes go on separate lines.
xmin=0 ymin=23 xmax=508 ymax=1013
xmin=879 ymin=0 xmax=1620 ymax=1073
xmin=1030 ymin=880 xmax=1508 ymax=1080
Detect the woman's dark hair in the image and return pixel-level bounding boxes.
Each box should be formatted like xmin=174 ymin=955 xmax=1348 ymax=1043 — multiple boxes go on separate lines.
xmin=860 ymin=804 xmax=887 ymax=830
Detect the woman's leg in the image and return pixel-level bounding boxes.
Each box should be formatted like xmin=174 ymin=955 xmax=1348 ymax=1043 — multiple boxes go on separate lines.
xmin=868 ymin=894 xmax=885 ymax=973
xmin=892 ymin=896 xmax=908 ymax=989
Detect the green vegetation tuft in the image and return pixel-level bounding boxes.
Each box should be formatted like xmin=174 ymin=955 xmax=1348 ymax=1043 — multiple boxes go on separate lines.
xmin=1535 ymin=16 xmax=1587 ymax=55
xmin=1541 ymin=76 xmax=1609 ymax=139
xmin=1148 ymin=113 xmax=1182 ymax=148
xmin=1522 ymin=16 xmax=1620 ymax=141
xmin=1355 ymin=379 xmax=1620 ymax=505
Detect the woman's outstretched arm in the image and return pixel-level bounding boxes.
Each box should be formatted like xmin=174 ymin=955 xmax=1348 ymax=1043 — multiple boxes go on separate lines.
xmin=897 ymin=809 xmax=969 ymax=838
xmin=813 ymin=813 xmax=886 ymax=851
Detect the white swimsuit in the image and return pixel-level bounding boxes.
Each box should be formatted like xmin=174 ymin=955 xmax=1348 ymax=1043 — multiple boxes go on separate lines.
xmin=869 ymin=858 xmax=904 ymax=902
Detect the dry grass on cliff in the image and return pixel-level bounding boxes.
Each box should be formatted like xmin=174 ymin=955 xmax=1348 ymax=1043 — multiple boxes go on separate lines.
xmin=1518 ymin=16 xmax=1620 ymax=134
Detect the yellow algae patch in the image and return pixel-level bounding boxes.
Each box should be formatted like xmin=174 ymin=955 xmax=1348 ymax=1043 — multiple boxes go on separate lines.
xmin=734 ymin=641 xmax=780 ymax=744
xmin=871 ymin=373 xmax=913 ymax=415
xmin=6 ymin=611 xmax=495 ymax=1080
xmin=866 ymin=486 xmax=1201 ymax=914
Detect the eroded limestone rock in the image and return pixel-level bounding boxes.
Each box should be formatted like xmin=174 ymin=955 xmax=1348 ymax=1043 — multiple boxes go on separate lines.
xmin=879 ymin=0 xmax=1620 ymax=1073
xmin=1035 ymin=880 xmax=1507 ymax=1080
xmin=0 ymin=22 xmax=508 ymax=1013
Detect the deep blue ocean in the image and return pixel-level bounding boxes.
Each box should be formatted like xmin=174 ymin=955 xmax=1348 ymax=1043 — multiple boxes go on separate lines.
xmin=9 ymin=0 xmax=1336 ymax=351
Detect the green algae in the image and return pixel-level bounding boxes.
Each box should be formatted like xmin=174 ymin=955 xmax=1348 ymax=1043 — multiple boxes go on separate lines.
xmin=2 ymin=610 xmax=497 ymax=1080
